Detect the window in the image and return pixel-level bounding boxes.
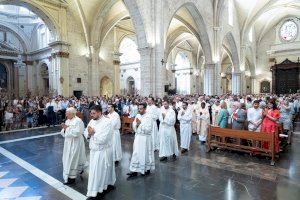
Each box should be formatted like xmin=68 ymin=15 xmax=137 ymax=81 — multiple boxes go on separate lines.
xmin=280 ymin=20 xmax=298 ymax=42
xmin=249 ymin=27 xmax=253 ymax=42
xmin=175 ymin=52 xmax=191 ymax=95
xmin=77 ymin=78 xmax=81 ymax=83
xmin=228 ymin=0 xmax=233 ymax=26
xmin=119 ymin=37 xmax=140 ymax=64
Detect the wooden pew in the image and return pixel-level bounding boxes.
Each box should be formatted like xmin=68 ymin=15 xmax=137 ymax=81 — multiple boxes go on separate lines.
xmin=121 ymin=116 xmax=134 ymax=134
xmin=207 ymin=126 xmax=276 ymax=165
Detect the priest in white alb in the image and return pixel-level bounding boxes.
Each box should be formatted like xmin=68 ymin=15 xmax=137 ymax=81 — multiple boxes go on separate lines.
xmin=159 ymin=100 xmax=179 ymax=161
xmin=84 ymin=105 xmax=116 ymax=200
xmin=60 ymin=107 xmax=86 ymax=185
xmin=127 ymin=103 xmax=154 ymax=178
xmin=178 ymin=102 xmax=193 ymax=153
xmin=146 ymin=97 xmax=160 ymax=151
xmin=107 ymin=103 xmax=122 ymax=163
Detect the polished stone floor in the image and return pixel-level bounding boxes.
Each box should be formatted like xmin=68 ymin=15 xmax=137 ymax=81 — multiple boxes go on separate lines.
xmin=0 ymin=123 xmax=300 ymax=200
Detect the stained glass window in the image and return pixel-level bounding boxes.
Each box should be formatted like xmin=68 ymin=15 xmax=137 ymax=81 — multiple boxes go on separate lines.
xmin=280 ymin=20 xmax=298 ymax=42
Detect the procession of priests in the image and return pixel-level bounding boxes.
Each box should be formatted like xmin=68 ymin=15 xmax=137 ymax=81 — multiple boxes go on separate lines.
xmin=59 ymin=94 xmax=297 ymax=199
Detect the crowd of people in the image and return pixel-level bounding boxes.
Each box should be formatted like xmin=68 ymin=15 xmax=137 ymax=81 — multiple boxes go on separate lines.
xmin=1 ymin=93 xmax=299 ymax=199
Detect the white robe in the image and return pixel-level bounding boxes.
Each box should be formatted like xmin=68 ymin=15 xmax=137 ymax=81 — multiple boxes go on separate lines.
xmin=107 ymin=111 xmax=122 ymax=162
xmin=158 ymin=107 xmax=179 ymax=157
xmin=129 ymin=113 xmax=155 ymax=174
xmin=247 ymin=107 xmax=263 ymax=132
xmin=146 ymin=104 xmax=160 ymax=151
xmin=60 ymin=116 xmax=86 ymax=183
xmin=84 ymin=116 xmax=116 ymax=197
xmin=211 ymin=104 xmax=221 ymax=126
xmin=178 ymin=108 xmax=192 ymax=150
xmin=196 ymin=107 xmax=210 ymax=142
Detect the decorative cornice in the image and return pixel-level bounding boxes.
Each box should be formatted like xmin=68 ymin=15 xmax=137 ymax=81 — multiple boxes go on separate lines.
xmin=0 ymin=50 xmax=18 ymax=57
xmin=48 ymin=41 xmax=71 ymax=47
xmin=113 ymin=60 xmax=120 ymax=65
xmin=51 ymin=51 xmax=69 ymax=58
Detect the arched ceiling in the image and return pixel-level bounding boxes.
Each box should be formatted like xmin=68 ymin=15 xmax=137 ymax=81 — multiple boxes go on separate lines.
xmin=233 ymin=0 xmax=300 ymax=42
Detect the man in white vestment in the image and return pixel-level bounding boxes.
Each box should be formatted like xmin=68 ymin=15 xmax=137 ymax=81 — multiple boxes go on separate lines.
xmin=211 ymin=100 xmax=221 ymax=126
xmin=84 ymin=105 xmax=116 ymax=200
xmin=196 ymin=102 xmax=210 ymax=144
xmin=247 ymin=100 xmax=263 ymax=132
xmin=178 ymin=102 xmax=192 ymax=153
xmin=127 ymin=103 xmax=154 ymax=179
xmin=159 ymin=100 xmax=179 ymax=161
xmin=146 ymin=97 xmax=160 ymax=151
xmin=60 ymin=107 xmax=86 ymax=185
xmin=107 ymin=103 xmax=122 ymax=163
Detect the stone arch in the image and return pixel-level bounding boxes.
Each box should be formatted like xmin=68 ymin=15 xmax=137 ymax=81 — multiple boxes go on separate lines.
xmin=100 ymin=76 xmax=113 ymax=97
xmin=0 ymin=21 xmax=30 ymax=52
xmin=117 ymin=33 xmax=137 ymax=52
xmin=91 ymin=0 xmax=148 ymax=50
xmin=0 ymin=0 xmax=62 ymax=40
xmin=164 ymin=1 xmax=213 ymax=64
xmin=221 ymin=32 xmax=240 ymax=72
xmin=0 ymin=61 xmax=13 ymax=95
xmin=39 ymin=63 xmax=50 ymax=95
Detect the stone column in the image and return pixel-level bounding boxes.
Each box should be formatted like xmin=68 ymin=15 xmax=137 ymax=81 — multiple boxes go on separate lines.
xmin=204 ymin=64 xmax=216 ymax=95
xmin=24 ymin=61 xmax=34 ymax=96
xmin=232 ymin=72 xmax=242 ymax=95
xmin=49 ymin=41 xmax=70 ymax=97
xmin=138 ymin=46 xmax=152 ymax=96
xmin=112 ymin=51 xmax=121 ymax=96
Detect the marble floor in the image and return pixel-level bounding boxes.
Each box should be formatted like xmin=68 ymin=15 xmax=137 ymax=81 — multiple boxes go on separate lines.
xmin=0 ymin=124 xmax=300 ymax=200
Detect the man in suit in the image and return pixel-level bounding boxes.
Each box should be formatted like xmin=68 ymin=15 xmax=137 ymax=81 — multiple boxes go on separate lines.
xmin=232 ymin=103 xmax=247 ymax=130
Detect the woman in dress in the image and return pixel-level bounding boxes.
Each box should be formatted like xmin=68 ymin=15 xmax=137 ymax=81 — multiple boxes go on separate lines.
xmin=261 ymin=99 xmax=280 ymax=153
xmin=217 ymin=101 xmax=229 ymax=128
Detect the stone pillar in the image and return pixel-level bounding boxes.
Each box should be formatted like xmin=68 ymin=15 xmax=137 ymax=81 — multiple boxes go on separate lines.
xmin=240 ymin=71 xmax=246 ymax=95
xmin=138 ymin=46 xmax=152 ymax=96
xmin=49 ymin=41 xmax=70 ymax=96
xmin=204 ymin=64 xmax=216 ymax=95
xmin=113 ymin=61 xmax=120 ymax=95
xmin=232 ymin=72 xmax=241 ymax=95
xmin=24 ymin=61 xmax=35 ymax=96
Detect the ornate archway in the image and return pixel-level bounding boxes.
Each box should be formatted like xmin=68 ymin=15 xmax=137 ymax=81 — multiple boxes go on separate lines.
xmin=126 ymin=76 xmax=135 ymax=95
xmin=100 ymin=76 xmax=113 ymax=97
xmin=40 ymin=63 xmax=49 ymax=95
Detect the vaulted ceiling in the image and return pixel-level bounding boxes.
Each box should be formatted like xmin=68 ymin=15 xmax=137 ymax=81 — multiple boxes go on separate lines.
xmin=234 ymin=0 xmax=300 ymax=42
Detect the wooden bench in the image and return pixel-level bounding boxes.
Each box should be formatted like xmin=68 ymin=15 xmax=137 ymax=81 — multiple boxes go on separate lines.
xmin=121 ymin=116 xmax=134 ymax=134
xmin=207 ymin=126 xmax=276 ymax=165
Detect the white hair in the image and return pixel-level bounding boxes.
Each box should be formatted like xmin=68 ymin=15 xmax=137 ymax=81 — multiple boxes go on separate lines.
xmin=66 ymin=107 xmax=77 ymax=115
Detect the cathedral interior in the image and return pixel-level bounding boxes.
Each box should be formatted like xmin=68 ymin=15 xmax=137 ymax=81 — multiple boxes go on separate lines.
xmin=0 ymin=0 xmax=300 ymax=200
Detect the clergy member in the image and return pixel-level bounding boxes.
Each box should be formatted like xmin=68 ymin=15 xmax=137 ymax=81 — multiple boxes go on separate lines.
xmin=60 ymin=107 xmax=86 ymax=185
xmin=196 ymin=102 xmax=210 ymax=144
xmin=107 ymin=103 xmax=122 ymax=164
xmin=178 ymin=102 xmax=193 ymax=153
xmin=84 ymin=105 xmax=116 ymax=200
xmin=159 ymin=100 xmax=179 ymax=161
xmin=146 ymin=97 xmax=160 ymax=151
xmin=127 ymin=103 xmax=155 ymax=178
